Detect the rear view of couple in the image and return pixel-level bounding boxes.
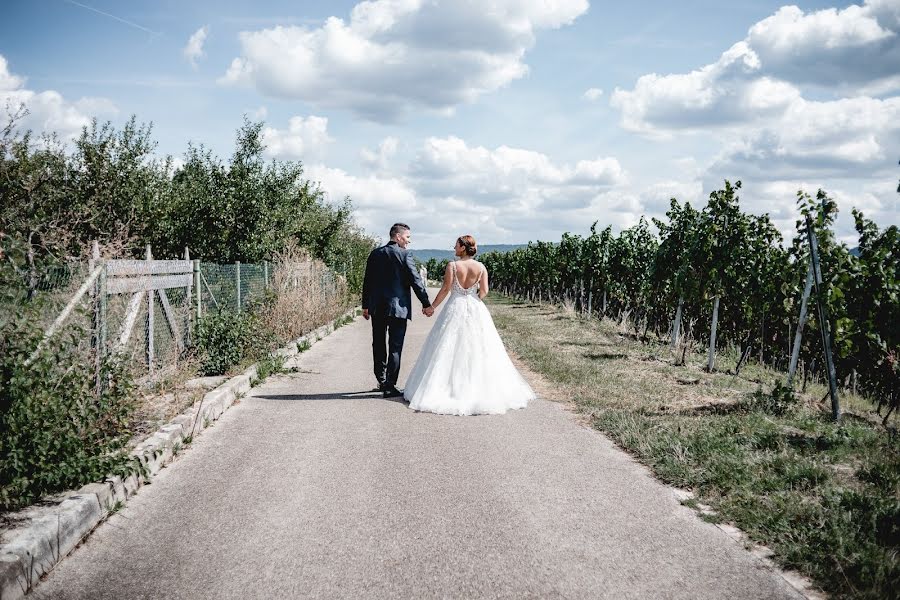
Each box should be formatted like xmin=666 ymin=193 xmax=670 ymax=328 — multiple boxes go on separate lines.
xmin=362 ymin=223 xmax=534 ymax=416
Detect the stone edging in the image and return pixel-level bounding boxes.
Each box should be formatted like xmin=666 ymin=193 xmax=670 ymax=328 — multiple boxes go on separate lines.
xmin=0 ymin=306 xmax=361 ymax=600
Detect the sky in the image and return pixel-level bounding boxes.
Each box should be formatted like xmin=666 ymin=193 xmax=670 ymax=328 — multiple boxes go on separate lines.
xmin=2 ymin=0 xmax=899 ymax=249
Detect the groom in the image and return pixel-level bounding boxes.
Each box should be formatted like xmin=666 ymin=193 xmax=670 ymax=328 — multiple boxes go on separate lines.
xmin=362 ymin=223 xmax=434 ymax=398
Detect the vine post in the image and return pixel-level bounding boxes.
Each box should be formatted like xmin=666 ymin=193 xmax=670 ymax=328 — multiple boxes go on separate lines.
xmin=806 ymin=213 xmax=840 ymax=421
xmin=671 ymin=295 xmax=683 ymax=349
xmin=707 ymin=295 xmax=720 ymax=372
xmin=788 ymin=262 xmax=814 ymax=386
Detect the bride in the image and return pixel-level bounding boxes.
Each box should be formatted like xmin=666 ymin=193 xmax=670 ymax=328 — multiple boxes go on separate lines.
xmin=403 ymin=235 xmax=535 ymax=415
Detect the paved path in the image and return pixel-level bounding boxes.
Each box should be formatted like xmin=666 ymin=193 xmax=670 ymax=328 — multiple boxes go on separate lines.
xmin=34 ymin=292 xmax=802 ymax=599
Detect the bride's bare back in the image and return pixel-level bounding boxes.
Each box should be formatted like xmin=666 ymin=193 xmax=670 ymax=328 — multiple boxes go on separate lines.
xmin=454 ymin=259 xmax=486 ymax=290
xmin=429 ymin=258 xmax=490 ymax=311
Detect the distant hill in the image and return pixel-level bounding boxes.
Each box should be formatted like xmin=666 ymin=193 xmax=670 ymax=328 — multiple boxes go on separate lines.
xmin=410 ymin=244 xmax=526 ymax=262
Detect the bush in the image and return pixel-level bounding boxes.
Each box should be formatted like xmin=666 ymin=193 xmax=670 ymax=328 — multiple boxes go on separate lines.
xmin=0 ymin=310 xmax=135 ymax=512
xmin=194 ymin=307 xmax=275 ymax=376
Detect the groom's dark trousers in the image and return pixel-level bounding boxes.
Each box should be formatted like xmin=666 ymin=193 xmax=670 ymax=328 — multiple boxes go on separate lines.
xmin=362 ymin=240 xmax=431 ymax=388
xmin=370 ymin=312 xmax=407 ymax=387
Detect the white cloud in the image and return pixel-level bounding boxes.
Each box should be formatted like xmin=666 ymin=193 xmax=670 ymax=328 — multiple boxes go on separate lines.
xmin=611 ymin=1 xmax=900 ymax=135
xmin=360 ymin=136 xmax=399 ymax=171
xmin=184 ymin=26 xmax=210 ymax=68
xmin=304 ymin=133 xmax=646 ymax=246
xmin=219 ymin=0 xmax=589 ymax=121
xmin=610 ymin=41 xmax=801 ymax=135
xmin=249 ymin=105 xmax=267 ymax=120
xmin=306 ymin=163 xmax=417 ymax=211
xmin=709 ymin=95 xmax=900 ymax=180
xmin=0 ymin=55 xmax=117 ymax=142
xmin=747 ymin=3 xmax=900 ymax=88
xmin=412 ymin=136 xmax=626 ymax=189
xmin=0 ymin=55 xmax=24 ymax=91
xmin=261 ymin=115 xmax=332 ymax=161
xmin=583 ymin=87 xmax=603 ymax=101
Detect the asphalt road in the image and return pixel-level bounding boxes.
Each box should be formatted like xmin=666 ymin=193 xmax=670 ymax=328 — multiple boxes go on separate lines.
xmin=34 ymin=291 xmax=803 ymax=599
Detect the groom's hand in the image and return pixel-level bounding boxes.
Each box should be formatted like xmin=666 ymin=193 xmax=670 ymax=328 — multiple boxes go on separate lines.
xmin=362 ymin=309 xmax=370 ymax=320
xmin=423 ymin=306 xmax=434 ymax=317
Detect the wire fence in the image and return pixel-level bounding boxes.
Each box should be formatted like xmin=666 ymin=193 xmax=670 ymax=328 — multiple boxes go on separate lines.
xmin=14 ymin=249 xmax=349 ymax=383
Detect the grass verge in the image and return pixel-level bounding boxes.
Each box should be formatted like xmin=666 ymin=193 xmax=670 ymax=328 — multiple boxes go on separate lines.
xmin=487 ymin=294 xmax=899 ymax=600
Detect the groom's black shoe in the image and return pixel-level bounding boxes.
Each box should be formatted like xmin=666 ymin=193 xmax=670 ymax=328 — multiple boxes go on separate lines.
xmin=383 ymin=385 xmax=403 ymax=398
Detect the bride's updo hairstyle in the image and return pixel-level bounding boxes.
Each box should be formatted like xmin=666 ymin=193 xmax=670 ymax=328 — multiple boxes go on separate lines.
xmin=457 ymin=235 xmax=477 ymax=257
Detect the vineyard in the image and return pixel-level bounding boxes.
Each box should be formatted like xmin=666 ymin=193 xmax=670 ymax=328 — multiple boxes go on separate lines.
xmin=481 ymin=181 xmax=899 ymax=423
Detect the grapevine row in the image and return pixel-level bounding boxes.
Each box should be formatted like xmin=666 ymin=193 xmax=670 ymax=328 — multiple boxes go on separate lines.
xmin=480 ymin=181 xmax=899 ymax=421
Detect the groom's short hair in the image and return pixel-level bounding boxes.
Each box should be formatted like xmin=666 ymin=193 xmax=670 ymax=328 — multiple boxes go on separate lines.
xmin=389 ymin=223 xmax=410 ymax=238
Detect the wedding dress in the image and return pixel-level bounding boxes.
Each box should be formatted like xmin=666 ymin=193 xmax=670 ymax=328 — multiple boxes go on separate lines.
xmin=403 ymin=261 xmax=535 ymax=415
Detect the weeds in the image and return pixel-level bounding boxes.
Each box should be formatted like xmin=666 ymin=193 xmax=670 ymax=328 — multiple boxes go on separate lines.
xmin=253 ymin=353 xmax=285 ymax=385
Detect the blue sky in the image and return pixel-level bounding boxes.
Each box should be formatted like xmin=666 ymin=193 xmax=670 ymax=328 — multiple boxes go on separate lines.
xmin=2 ymin=0 xmax=898 ymax=249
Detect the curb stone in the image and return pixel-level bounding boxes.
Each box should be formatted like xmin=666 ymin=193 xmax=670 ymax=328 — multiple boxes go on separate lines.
xmin=0 ymin=306 xmax=359 ymax=600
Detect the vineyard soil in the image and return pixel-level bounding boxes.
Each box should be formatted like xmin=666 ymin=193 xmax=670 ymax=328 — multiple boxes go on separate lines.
xmin=487 ymin=294 xmax=898 ymax=600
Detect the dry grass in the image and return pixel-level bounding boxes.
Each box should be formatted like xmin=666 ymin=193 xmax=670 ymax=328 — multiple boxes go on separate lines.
xmin=258 ymin=245 xmax=352 ymax=342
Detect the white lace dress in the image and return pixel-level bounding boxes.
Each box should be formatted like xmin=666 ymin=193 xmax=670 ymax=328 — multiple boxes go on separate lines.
xmin=403 ymin=261 xmax=535 ymax=415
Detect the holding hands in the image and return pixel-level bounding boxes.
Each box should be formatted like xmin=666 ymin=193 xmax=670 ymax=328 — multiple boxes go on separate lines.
xmin=423 ymin=306 xmax=435 ymax=317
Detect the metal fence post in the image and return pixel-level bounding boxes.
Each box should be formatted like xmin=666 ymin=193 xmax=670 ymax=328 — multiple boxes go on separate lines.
xmin=90 ymin=241 xmax=99 ymax=376
xmin=236 ymin=260 xmax=242 ymax=311
xmin=146 ymin=244 xmax=154 ymax=372
xmin=264 ymin=261 xmax=269 ymax=289
xmin=183 ymin=247 xmax=191 ymax=349
xmin=194 ymin=259 xmax=202 ymax=322
xmin=98 ymin=262 xmax=107 ymax=361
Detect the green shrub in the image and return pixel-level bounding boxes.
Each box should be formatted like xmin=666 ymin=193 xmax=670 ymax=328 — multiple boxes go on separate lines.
xmin=0 ymin=311 xmax=136 ymax=512
xmin=194 ymin=307 xmax=275 ymax=376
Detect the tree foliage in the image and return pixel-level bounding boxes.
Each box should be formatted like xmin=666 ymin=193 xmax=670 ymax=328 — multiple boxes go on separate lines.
xmin=1 ymin=112 xmax=375 ymax=295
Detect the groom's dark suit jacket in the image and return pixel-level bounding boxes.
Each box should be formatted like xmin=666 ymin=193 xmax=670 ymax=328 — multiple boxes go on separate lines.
xmin=362 ymin=241 xmax=431 ymax=320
